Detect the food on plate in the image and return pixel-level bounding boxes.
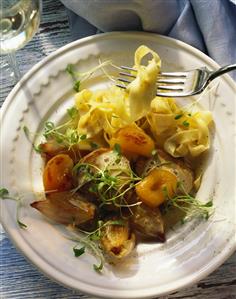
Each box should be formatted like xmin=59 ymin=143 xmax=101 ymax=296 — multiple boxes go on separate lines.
xmin=31 ymin=45 xmax=213 ymax=271
xmin=31 ymin=191 xmax=96 ymax=225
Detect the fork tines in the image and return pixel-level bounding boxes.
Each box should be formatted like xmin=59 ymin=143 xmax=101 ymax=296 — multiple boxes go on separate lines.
xmin=117 ymin=66 xmax=188 ymax=92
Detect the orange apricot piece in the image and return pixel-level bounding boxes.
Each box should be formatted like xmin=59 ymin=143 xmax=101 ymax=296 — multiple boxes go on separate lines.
xmin=43 ymin=154 xmax=74 ymax=192
xmin=135 ymin=168 xmax=177 ymax=208
xmin=110 ymin=125 xmax=155 ymax=158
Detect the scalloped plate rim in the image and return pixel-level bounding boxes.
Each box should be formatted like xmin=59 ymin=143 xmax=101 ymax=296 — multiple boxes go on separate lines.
xmin=0 ymin=32 xmax=236 ymax=299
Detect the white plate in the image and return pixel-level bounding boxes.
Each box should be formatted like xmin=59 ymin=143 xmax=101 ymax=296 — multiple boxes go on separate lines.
xmin=0 ymin=32 xmax=236 ymax=299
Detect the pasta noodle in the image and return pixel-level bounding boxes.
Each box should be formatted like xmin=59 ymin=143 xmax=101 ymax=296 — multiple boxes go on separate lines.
xmin=75 ymin=45 xmax=212 ymax=159
xmin=149 ymin=97 xmax=212 ymax=157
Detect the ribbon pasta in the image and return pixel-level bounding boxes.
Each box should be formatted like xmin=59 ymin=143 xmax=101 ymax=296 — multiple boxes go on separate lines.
xmin=74 ymin=45 xmax=212 ymax=158
xmin=149 ymin=97 xmax=213 ymax=157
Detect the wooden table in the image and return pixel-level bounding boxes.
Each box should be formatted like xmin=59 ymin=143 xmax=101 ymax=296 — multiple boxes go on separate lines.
xmin=0 ymin=1 xmax=235 ymax=298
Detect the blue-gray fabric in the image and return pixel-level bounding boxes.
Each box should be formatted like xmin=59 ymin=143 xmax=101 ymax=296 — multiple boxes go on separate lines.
xmin=61 ymin=0 xmax=236 ymax=80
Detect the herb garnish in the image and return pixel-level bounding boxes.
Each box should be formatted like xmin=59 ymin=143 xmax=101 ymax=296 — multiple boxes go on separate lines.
xmin=66 ymin=64 xmax=81 ymax=92
xmin=162 ymin=183 xmax=213 ymax=222
xmin=168 ymin=195 xmax=213 ymax=222
xmin=73 ymin=245 xmax=86 ymax=257
xmin=73 ymin=161 xmax=141 ymax=208
xmin=113 ymin=143 xmax=121 ymax=156
xmin=90 ymin=141 xmax=99 ymax=149
xmin=73 ymin=80 xmax=81 ymax=92
xmin=0 ymin=188 xmax=27 ymax=229
xmin=174 ymin=114 xmax=183 ymax=120
xmin=0 ymin=188 xmax=9 ymax=198
xmin=42 ymin=107 xmax=86 ymax=150
xmin=23 ymin=126 xmax=42 ymax=153
xmin=66 ymin=60 xmax=116 ymax=92
xmin=70 ymin=220 xmax=125 ymax=272
xmin=67 ymin=107 xmax=78 ymax=119
xmin=182 ymin=120 xmax=190 ymax=127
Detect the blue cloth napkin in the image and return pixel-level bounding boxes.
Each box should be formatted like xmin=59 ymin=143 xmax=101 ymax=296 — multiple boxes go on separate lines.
xmin=61 ymin=0 xmax=236 ymax=80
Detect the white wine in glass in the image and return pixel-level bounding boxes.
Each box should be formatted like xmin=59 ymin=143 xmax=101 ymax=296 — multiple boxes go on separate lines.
xmin=0 ymin=0 xmax=41 ymax=81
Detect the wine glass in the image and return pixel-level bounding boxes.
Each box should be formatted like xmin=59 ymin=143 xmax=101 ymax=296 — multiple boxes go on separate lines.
xmin=0 ymin=0 xmax=41 ymax=82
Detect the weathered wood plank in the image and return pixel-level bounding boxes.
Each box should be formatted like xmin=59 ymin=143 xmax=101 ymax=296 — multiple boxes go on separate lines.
xmin=0 ymin=0 xmax=235 ymax=298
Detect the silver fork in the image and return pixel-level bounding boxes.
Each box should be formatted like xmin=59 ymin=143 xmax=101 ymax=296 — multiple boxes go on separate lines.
xmin=117 ymin=64 xmax=236 ymax=97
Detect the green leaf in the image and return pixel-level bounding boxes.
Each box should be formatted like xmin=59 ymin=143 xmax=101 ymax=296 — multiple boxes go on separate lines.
xmin=66 ymin=64 xmax=75 ymax=76
xmin=182 ymin=120 xmax=190 ymax=127
xmin=204 ymin=200 xmax=213 ymax=207
xmin=17 ymin=220 xmax=27 ymax=229
xmin=23 ymin=126 xmax=42 ymax=154
xmin=113 ymin=143 xmax=121 ymax=155
xmin=73 ymin=246 xmax=86 ymax=257
xmin=90 ymin=142 xmax=98 ymax=149
xmin=174 ymin=114 xmax=183 ymax=120
xmin=23 ymin=125 xmax=30 ymax=137
xmin=66 ymin=128 xmax=79 ymax=144
xmin=33 ymin=144 xmax=42 ymax=153
xmin=80 ymin=134 xmax=87 ymax=141
xmin=0 ymin=188 xmax=9 ymax=198
xmin=67 ymin=107 xmax=78 ymax=119
xmin=108 ymin=219 xmax=125 ymax=226
xmin=93 ymin=261 xmax=103 ymax=272
xmin=89 ymin=233 xmax=101 ymax=241
xmin=44 ymin=121 xmax=55 ymax=131
xmin=73 ymin=80 xmax=81 ymax=92
xmin=204 ymin=211 xmax=210 ymax=220
xmin=89 ymin=185 xmax=97 ymax=193
xmin=66 ymin=64 xmax=78 ymax=80
xmin=98 ymin=182 xmax=105 ymax=191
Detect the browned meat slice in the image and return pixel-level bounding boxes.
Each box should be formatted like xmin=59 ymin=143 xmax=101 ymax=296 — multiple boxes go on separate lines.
xmin=131 ymin=204 xmax=165 ymax=242
xmin=157 ymin=149 xmax=194 ymax=194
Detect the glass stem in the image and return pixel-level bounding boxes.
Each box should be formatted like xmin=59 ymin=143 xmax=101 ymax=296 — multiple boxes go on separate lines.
xmin=7 ymin=52 xmax=21 ymax=82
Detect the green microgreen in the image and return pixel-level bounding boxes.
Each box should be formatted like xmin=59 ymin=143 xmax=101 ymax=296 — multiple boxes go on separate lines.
xmin=0 ymin=188 xmax=9 ymax=198
xmin=182 ymin=120 xmax=190 ymax=127
xmin=0 ymin=188 xmax=27 ymax=229
xmin=67 ymin=107 xmax=78 ymax=119
xmin=73 ymin=161 xmax=141 ymax=208
xmin=113 ymin=143 xmax=121 ymax=156
xmin=90 ymin=142 xmax=99 ymax=149
xmin=66 ymin=60 xmax=118 ymax=92
xmin=17 ymin=220 xmax=28 ymax=229
xmin=23 ymin=125 xmax=42 ymax=153
xmin=80 ymin=134 xmax=87 ymax=140
xmin=42 ymin=109 xmax=86 ymax=150
xmin=69 ymin=220 xmax=126 ymax=272
xmin=73 ymin=80 xmax=81 ymax=92
xmin=163 ymin=182 xmax=213 ymax=222
xmin=66 ymin=64 xmax=77 ymax=80
xmin=66 ymin=64 xmax=81 ymax=92
xmin=93 ymin=261 xmax=103 ymax=272
xmin=169 ymin=195 xmax=213 ymax=221
xmin=73 ymin=245 xmax=86 ymax=257
xmin=174 ymin=114 xmax=183 ymax=120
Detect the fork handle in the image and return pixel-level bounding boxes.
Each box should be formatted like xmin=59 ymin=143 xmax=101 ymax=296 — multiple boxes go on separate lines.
xmin=209 ymin=64 xmax=236 ymax=81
